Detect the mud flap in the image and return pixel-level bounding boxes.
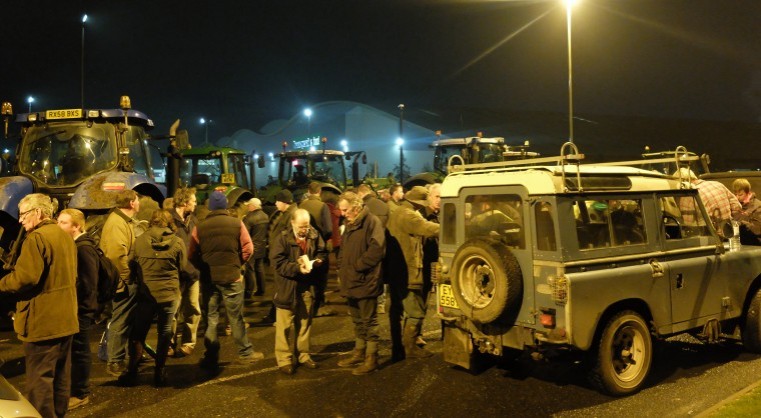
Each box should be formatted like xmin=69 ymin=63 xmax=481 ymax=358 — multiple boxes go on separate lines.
xmin=443 ymin=322 xmax=474 ymax=370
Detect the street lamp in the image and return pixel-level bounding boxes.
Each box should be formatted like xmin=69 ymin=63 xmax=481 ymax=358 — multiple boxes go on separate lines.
xmin=303 ymin=108 xmax=313 ymax=136
xmin=397 ymin=104 xmax=405 ymax=183
xmin=564 ymin=0 xmax=578 ymax=143
xmin=200 ymin=117 xmax=212 ymax=145
xmin=81 ymin=14 xmax=87 ymax=109
xmin=27 ymin=96 xmax=35 ymax=113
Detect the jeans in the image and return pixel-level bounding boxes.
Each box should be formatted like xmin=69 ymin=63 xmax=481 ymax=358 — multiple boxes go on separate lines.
xmin=244 ymin=257 xmax=266 ymax=296
xmin=175 ymin=280 xmax=201 ymax=348
xmin=202 ymin=279 xmax=253 ymax=360
xmin=71 ymin=316 xmax=93 ymax=398
xmin=107 ymin=282 xmax=138 ymax=363
xmin=131 ymin=293 xmax=179 ymax=369
xmin=24 ymin=336 xmax=73 ymax=418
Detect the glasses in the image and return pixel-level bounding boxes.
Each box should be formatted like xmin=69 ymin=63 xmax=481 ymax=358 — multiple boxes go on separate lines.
xmin=19 ymin=208 xmax=38 ymax=220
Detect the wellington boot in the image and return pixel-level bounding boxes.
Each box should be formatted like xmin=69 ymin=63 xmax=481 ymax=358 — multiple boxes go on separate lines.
xmin=352 ymin=353 xmax=378 ymax=375
xmin=337 ymin=349 xmax=365 ymax=368
xmin=403 ymin=324 xmax=432 ymax=358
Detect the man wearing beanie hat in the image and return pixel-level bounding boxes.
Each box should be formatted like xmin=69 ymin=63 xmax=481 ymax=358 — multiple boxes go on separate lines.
xmin=260 ymin=189 xmax=297 ymax=324
xmin=386 ymin=185 xmax=440 ymax=360
xmin=189 ymin=191 xmax=264 ymax=368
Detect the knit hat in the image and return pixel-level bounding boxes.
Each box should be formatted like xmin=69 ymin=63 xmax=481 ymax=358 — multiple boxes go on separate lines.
xmin=404 ymin=186 xmax=428 ymax=207
xmin=208 ymin=191 xmax=228 ymax=210
xmin=275 ymin=189 xmax=294 ymax=204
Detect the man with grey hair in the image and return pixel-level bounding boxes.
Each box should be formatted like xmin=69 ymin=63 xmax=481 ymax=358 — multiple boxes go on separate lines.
xmin=0 ymin=193 xmax=78 ymax=417
xmin=270 ymin=208 xmax=328 ymax=374
xmin=243 ymin=197 xmax=269 ymax=298
xmin=335 ymin=191 xmax=385 ymax=375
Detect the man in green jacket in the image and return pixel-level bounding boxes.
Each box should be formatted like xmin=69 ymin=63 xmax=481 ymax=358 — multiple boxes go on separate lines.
xmin=0 ymin=193 xmax=78 ymax=417
xmin=101 ymin=189 xmax=141 ymax=377
xmin=387 ymin=186 xmax=440 ymax=359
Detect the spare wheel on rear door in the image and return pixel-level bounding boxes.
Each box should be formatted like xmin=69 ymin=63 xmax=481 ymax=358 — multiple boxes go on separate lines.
xmin=450 ymin=238 xmax=522 ymax=323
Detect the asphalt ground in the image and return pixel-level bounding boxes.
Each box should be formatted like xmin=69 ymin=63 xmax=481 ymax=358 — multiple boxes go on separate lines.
xmin=2 ymin=267 xmax=761 ymax=417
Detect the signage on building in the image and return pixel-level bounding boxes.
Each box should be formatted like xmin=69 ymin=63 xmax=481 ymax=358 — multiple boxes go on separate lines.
xmin=292 ymin=135 xmax=322 ymax=150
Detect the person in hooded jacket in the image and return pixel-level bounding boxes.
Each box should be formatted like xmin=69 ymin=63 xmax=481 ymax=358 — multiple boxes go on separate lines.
xmin=335 ymin=192 xmax=385 ymax=375
xmin=121 ymin=210 xmax=186 ymax=387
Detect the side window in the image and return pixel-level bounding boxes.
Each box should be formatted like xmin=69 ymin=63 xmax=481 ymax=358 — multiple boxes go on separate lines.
xmin=661 ymin=195 xmax=711 ymax=240
xmin=441 ymin=202 xmax=456 ymax=245
xmin=465 ymin=194 xmax=524 ymax=249
xmin=574 ymin=198 xmax=646 ymax=249
xmin=535 ymin=201 xmax=557 ymax=251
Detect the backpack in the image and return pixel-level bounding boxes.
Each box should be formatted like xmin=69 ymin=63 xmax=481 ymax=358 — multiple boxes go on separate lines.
xmin=95 ymin=247 xmax=120 ymax=304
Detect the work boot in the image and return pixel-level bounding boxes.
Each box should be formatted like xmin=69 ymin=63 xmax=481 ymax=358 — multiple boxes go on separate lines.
xmin=153 ymin=366 xmax=167 ymax=387
xmin=337 ymin=349 xmax=365 ymax=368
xmin=127 ymin=340 xmax=144 ymax=373
xmin=403 ymin=324 xmax=432 ymax=358
xmin=352 ymin=353 xmax=378 ymax=375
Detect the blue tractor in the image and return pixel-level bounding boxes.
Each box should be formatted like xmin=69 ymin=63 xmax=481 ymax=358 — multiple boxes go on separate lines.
xmin=0 ymin=96 xmax=168 ymax=259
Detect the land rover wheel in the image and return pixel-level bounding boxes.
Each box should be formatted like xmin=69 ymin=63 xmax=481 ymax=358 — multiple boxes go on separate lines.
xmin=742 ymin=288 xmax=761 ymax=353
xmin=450 ymin=238 xmax=522 ymax=324
xmin=590 ymin=310 xmax=652 ymax=396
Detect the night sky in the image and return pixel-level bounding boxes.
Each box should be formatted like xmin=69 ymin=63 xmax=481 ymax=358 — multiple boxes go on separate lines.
xmin=1 ymin=0 xmax=759 ymax=142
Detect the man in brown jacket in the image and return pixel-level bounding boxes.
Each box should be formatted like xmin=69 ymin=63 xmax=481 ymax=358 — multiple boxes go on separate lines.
xmin=0 ymin=193 xmax=78 ymax=417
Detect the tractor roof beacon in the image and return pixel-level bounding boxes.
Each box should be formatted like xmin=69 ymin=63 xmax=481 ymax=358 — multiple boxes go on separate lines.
xmin=435 ymin=142 xmax=761 ymax=396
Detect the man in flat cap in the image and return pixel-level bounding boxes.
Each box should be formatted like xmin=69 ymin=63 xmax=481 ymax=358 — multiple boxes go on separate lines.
xmin=386 ymin=186 xmax=440 ymax=360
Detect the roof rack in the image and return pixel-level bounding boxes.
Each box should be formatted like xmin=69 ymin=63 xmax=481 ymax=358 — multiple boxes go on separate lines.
xmin=447 ymin=143 xmax=701 ymax=192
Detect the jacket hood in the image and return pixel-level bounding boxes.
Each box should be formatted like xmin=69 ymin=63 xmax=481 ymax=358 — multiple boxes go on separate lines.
xmin=145 ymin=226 xmax=176 ymax=250
xmin=76 ymin=234 xmax=98 ymax=247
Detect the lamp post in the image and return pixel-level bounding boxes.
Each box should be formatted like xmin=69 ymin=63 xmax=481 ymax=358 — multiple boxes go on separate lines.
xmin=81 ymin=14 xmax=87 ymax=109
xmin=303 ymin=108 xmax=313 ymax=136
xmin=200 ymin=117 xmax=212 ymax=145
xmin=398 ymin=104 xmax=405 ymax=183
xmin=564 ymin=0 xmax=578 ymax=143
xmin=27 ymin=96 xmax=34 ymax=113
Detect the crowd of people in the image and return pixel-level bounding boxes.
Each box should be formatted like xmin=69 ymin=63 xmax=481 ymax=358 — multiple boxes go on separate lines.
xmin=0 ymin=180 xmax=443 ymax=417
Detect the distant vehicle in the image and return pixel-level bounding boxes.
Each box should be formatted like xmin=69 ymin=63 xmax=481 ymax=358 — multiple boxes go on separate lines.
xmin=403 ymin=135 xmax=538 ymax=189
xmin=179 ymin=145 xmax=256 ymax=215
xmin=436 ymin=142 xmax=761 ymax=396
xmin=258 ymin=140 xmax=367 ymax=206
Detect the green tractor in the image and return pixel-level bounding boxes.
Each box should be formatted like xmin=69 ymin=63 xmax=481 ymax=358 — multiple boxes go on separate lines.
xmin=175 ymin=145 xmax=257 ymax=218
xmin=403 ymin=135 xmax=537 ymax=189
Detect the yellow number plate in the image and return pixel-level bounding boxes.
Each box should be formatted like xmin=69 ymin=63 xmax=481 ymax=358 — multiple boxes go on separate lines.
xmin=46 ymin=109 xmax=82 ymax=120
xmin=221 ymin=173 xmax=235 ymax=184
xmin=439 ymin=283 xmax=459 ymax=309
